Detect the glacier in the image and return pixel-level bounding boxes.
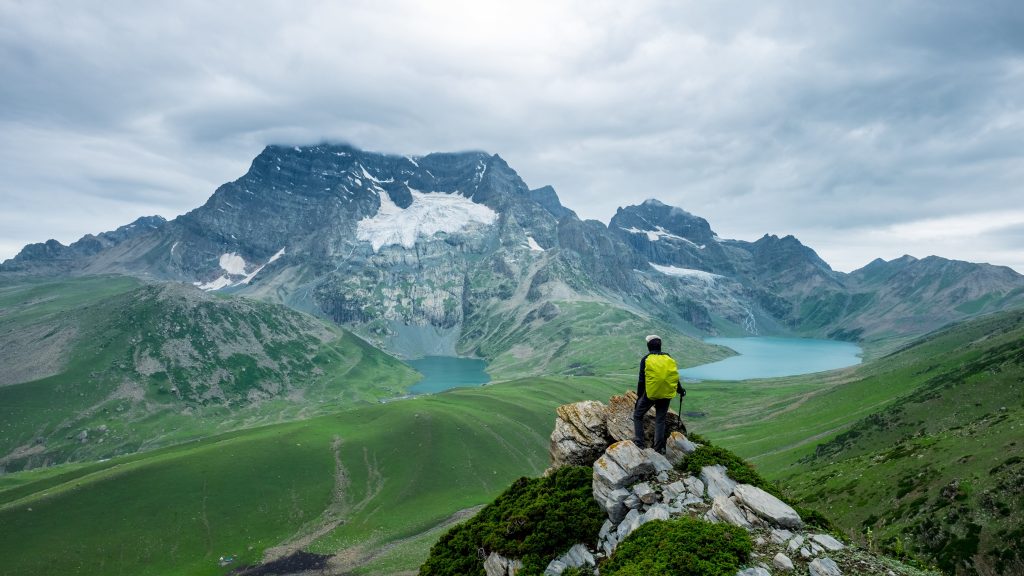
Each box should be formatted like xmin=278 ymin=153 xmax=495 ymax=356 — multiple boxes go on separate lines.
xmin=357 ymin=188 xmax=498 ymax=252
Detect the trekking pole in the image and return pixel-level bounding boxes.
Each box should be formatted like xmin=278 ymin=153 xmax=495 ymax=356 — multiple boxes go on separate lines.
xmin=677 ymin=387 xmax=687 ymax=434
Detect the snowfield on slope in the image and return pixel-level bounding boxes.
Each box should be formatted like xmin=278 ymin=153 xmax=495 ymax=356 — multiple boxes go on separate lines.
xmin=357 ymin=188 xmax=498 ymax=251
xmin=650 ymin=263 xmax=721 ymax=284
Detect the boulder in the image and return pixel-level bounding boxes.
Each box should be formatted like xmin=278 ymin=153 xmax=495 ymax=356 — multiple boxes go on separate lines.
xmin=560 ymin=543 xmax=595 ymax=568
xmin=643 ymin=448 xmax=674 ymax=473
xmin=732 ymin=484 xmax=803 ymax=530
xmin=809 ymin=557 xmax=842 ymax=576
xmin=633 ymin=482 xmax=657 ymax=505
xmin=773 ymin=552 xmax=795 ymax=572
xmin=484 ymin=552 xmax=523 ymax=576
xmin=787 ymin=535 xmax=804 ymax=553
xmin=642 ymin=503 xmax=671 ymax=523
xmin=710 ymin=496 xmax=751 ymax=528
xmin=593 ymin=441 xmax=656 ymax=521
xmin=549 ymin=400 xmax=609 ymax=468
xmin=617 ymin=509 xmax=643 ymax=541
xmin=770 ymin=528 xmax=794 ymax=545
xmin=811 ymin=534 xmax=845 ymax=552
xmin=700 ymin=465 xmax=737 ymax=500
xmin=593 ymin=485 xmax=631 ymax=523
xmin=543 ymin=560 xmax=567 ymax=576
xmin=683 ymin=476 xmax=705 ymax=499
xmin=665 ymin=431 xmax=698 ymax=464
xmin=605 ymin=391 xmax=681 ymax=445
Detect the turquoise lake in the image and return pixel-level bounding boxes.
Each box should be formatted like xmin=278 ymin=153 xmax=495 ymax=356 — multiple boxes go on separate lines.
xmin=679 ymin=337 xmax=862 ymax=381
xmin=407 ymin=356 xmax=490 ymax=394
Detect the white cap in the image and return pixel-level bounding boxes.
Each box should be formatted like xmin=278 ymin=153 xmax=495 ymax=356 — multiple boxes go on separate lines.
xmin=645 ymin=334 xmax=661 ymax=343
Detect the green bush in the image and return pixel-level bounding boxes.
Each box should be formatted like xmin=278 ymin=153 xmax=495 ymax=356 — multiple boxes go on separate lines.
xmin=419 ymin=466 xmax=605 ymax=575
xmin=602 ymin=517 xmax=752 ymax=576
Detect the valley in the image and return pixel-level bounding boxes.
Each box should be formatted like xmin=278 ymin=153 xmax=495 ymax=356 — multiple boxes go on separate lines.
xmin=1 ymin=143 xmax=1023 ymax=575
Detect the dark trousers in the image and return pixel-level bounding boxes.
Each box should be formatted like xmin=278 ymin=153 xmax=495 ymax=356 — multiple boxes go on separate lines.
xmin=633 ymin=393 xmax=671 ymax=452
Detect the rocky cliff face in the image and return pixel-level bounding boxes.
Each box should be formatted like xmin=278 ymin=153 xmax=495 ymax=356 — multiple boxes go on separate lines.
xmin=5 ymin=143 xmax=1024 ymax=354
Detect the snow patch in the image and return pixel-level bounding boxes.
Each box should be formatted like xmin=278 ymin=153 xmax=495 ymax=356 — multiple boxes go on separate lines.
xmin=170 ymin=241 xmax=179 ymax=255
xmin=621 ymin=225 xmax=692 ymax=244
xmin=357 ymin=189 xmax=497 ymax=251
xmin=194 ymin=276 xmax=235 ymax=291
xmin=405 ymin=155 xmax=419 ymax=167
xmin=241 ymin=247 xmax=286 ymax=284
xmin=526 ymin=236 xmax=544 ymax=252
xmin=219 ymin=253 xmax=247 ymax=275
xmin=650 ymin=263 xmax=721 ymax=284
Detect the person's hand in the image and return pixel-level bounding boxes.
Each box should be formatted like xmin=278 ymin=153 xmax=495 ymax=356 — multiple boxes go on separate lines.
xmin=676 ymin=384 xmax=686 ymax=397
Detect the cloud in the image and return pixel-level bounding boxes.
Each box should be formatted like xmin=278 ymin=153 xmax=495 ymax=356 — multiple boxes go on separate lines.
xmin=0 ymin=0 xmax=1021 ymax=273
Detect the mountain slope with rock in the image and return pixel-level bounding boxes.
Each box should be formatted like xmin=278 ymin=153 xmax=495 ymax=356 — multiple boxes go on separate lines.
xmin=0 ymin=275 xmax=417 ymax=472
xmin=422 ymin=392 xmax=941 ymax=576
xmin=4 ymin=143 xmax=1022 ymax=366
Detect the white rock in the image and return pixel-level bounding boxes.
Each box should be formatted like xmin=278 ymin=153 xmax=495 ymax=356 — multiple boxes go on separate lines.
xmin=642 ymin=503 xmax=671 ymax=524
xmin=800 ymin=547 xmax=812 ymax=559
xmin=683 ymin=476 xmax=706 ymax=499
xmin=701 ymin=465 xmax=737 ymax=500
xmin=811 ymin=534 xmax=845 ymax=552
xmin=624 ymin=493 xmax=641 ymax=510
xmin=665 ymin=431 xmax=698 ymax=465
xmin=736 ymin=568 xmax=771 ymax=576
xmin=559 ymin=543 xmax=595 ymax=568
xmin=732 ymin=484 xmax=803 ymax=530
xmin=643 ymin=448 xmax=674 ymax=473
xmin=711 ymin=496 xmax=751 ymax=528
xmin=787 ymin=535 xmax=804 ymax=553
xmin=657 ymin=471 xmax=670 ymax=483
xmin=770 ymin=529 xmax=794 ymax=545
xmin=773 ymin=552 xmax=794 ymax=572
xmin=593 ymin=484 xmax=631 ymax=523
xmin=663 ymin=480 xmax=687 ymax=501
xmin=617 ymin=509 xmax=643 ymax=541
xmin=598 ymin=520 xmax=613 ymax=541
xmin=681 ymin=495 xmax=704 ymax=507
xmin=543 ymin=560 xmax=567 ymax=575
xmin=633 ymin=482 xmax=657 ymax=504
xmin=809 ymin=557 xmax=842 ymax=576
xmin=484 ymin=552 xmax=524 ymax=576
xmin=549 ymin=401 xmax=609 ymax=468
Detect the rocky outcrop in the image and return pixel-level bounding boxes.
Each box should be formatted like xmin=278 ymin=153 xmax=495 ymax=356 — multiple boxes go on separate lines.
xmin=733 ymin=484 xmax=803 ymax=530
xmin=549 ymin=401 xmax=609 ymax=468
xmin=548 ymin=393 xmax=685 ymax=473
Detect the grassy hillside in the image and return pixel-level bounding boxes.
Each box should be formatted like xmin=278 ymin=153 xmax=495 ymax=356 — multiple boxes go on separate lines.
xmin=473 ymin=300 xmax=733 ymax=380
xmin=0 ymin=376 xmax=630 ymax=576
xmin=0 ymin=276 xmax=418 ymax=471
xmin=684 ymin=310 xmax=1024 ymax=575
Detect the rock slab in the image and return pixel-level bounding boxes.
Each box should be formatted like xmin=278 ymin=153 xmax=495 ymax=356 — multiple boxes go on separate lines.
xmin=732 ymin=484 xmax=803 ymax=529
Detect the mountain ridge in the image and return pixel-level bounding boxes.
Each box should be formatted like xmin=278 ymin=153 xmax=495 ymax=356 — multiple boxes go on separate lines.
xmin=4 ymin=143 xmax=1022 ymax=359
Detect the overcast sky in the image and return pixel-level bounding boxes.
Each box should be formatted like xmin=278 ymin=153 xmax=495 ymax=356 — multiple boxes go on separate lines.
xmin=1 ymin=0 xmax=1022 ymax=272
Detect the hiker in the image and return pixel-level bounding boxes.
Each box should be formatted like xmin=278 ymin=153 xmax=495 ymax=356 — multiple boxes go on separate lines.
xmin=633 ymin=334 xmax=682 ymax=453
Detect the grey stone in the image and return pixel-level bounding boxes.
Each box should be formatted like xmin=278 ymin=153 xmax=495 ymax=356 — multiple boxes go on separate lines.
xmin=732 ymin=484 xmax=803 ymax=530
xmin=642 ymin=503 xmax=671 ymax=524
xmin=808 ymin=557 xmax=842 ymax=576
xmin=736 ymin=568 xmax=771 ymax=576
xmin=643 ymin=448 xmax=674 ymax=473
xmin=800 ymin=547 xmax=812 ymax=559
xmin=617 ymin=509 xmax=642 ymax=541
xmin=770 ymin=529 xmax=794 ymax=545
xmin=666 ymin=431 xmax=699 ymax=464
xmin=624 ymin=493 xmax=642 ymax=509
xmin=809 ymin=541 xmax=823 ymax=554
xmin=484 ymin=552 xmax=524 ymax=576
xmin=559 ymin=543 xmax=595 ymax=568
xmin=710 ymin=496 xmax=751 ymax=528
xmin=701 ymin=465 xmax=737 ymax=500
xmin=810 ymin=534 xmax=845 ymax=552
xmin=593 ymin=483 xmax=631 ymax=523
xmin=787 ymin=535 xmax=804 ymax=553
xmin=598 ymin=520 xmax=613 ymax=541
xmin=683 ymin=476 xmax=706 ymax=499
xmin=773 ymin=552 xmax=794 ymax=572
xmin=663 ymin=480 xmax=687 ymax=501
xmin=543 ymin=560 xmax=567 ymax=576
xmin=657 ymin=470 xmax=670 ymax=483
xmin=549 ymin=401 xmax=609 ymax=468
xmin=681 ymin=495 xmax=704 ymax=507
xmin=633 ymin=482 xmax=656 ymax=504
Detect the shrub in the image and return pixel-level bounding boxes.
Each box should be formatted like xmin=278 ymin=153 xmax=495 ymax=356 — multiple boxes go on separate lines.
xmin=419 ymin=466 xmax=605 ymax=575
xmin=602 ymin=517 xmax=752 ymax=576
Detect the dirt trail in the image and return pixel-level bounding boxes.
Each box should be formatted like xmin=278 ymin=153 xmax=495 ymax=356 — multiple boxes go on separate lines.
xmin=261 ymin=437 xmax=350 ymax=563
xmin=324 ymin=505 xmax=485 ymax=575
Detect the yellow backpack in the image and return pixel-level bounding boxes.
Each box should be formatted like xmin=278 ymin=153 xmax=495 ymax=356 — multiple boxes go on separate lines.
xmin=644 ymin=353 xmax=680 ymax=400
